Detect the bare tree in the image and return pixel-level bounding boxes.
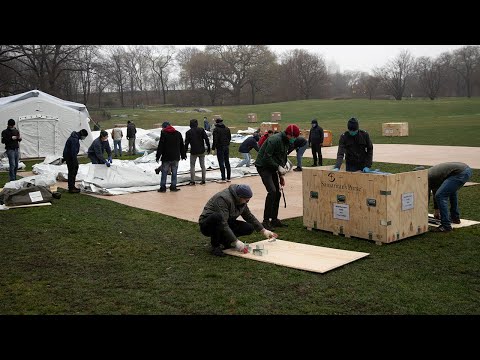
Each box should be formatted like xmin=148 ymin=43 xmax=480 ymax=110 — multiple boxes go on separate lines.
xmin=104 ymin=46 xmax=127 ymax=107
xmin=10 ymin=45 xmax=87 ymax=96
xmin=176 ymin=47 xmax=203 ymax=90
xmin=281 ymin=49 xmax=328 ymax=100
xmin=414 ymin=56 xmax=444 ymax=100
xmin=150 ymin=46 xmax=176 ymax=104
xmin=375 ymin=49 xmax=415 ymax=100
xmin=360 ymin=75 xmax=381 ymax=100
xmin=206 ymin=45 xmax=271 ymax=105
xmin=246 ymin=49 xmax=277 ymax=104
xmin=188 ymin=52 xmax=224 ymax=105
xmin=443 ymin=45 xmax=480 ymax=98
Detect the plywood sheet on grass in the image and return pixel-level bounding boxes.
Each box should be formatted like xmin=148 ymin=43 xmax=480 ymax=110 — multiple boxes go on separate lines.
xmin=223 ymin=239 xmax=369 ymax=274
xmin=464 ymin=182 xmax=479 ymax=187
xmin=5 ymin=202 xmax=51 ymax=209
xmin=428 ymin=214 xmax=480 ymax=229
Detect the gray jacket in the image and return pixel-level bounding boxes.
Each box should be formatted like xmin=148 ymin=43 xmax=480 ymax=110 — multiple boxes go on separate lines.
xmin=199 ymin=184 xmax=263 ymax=244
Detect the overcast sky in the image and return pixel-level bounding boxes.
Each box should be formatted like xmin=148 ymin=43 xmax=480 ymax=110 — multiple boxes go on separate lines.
xmin=176 ymin=45 xmax=466 ymax=74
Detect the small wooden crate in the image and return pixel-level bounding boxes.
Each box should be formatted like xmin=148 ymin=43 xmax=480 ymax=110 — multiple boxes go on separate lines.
xmin=301 ymin=129 xmax=310 ymax=138
xmin=302 ymin=166 xmax=428 ymax=244
xmin=247 ymin=113 xmax=257 ymax=123
xmin=323 ymin=130 xmax=333 ymax=147
xmin=382 ymin=122 xmax=409 ymax=136
xmin=260 ymin=122 xmax=281 ymax=133
xmin=271 ymin=112 xmax=281 ymax=122
xmin=213 ymin=114 xmax=222 ymax=122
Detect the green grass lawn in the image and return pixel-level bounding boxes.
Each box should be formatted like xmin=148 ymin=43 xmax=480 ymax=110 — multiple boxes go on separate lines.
xmin=1 ymin=98 xmax=479 ymax=315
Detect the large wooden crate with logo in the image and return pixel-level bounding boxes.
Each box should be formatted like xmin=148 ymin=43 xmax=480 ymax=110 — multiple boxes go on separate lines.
xmin=247 ymin=113 xmax=257 ymax=123
xmin=302 ymin=166 xmax=428 ymax=244
xmin=271 ymin=112 xmax=281 ymax=122
xmin=322 ymin=130 xmax=334 ymax=146
xmin=382 ymin=122 xmax=409 ymax=136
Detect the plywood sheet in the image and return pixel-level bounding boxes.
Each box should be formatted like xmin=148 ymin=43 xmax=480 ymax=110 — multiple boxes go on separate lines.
xmin=464 ymin=182 xmax=479 ymax=187
xmin=428 ymin=214 xmax=480 ymax=229
xmin=223 ymin=239 xmax=369 ymax=274
xmin=5 ymin=202 xmax=51 ymax=209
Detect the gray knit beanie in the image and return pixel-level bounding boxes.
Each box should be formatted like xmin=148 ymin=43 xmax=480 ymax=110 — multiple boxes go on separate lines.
xmin=236 ymin=184 xmax=253 ymax=198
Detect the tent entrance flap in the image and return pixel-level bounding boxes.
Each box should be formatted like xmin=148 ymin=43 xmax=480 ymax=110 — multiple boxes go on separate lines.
xmin=18 ymin=118 xmax=58 ymax=158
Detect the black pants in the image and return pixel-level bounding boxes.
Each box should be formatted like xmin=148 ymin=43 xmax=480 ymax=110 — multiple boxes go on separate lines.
xmin=66 ymin=158 xmax=79 ymax=190
xmin=200 ymin=213 xmax=254 ymax=248
xmin=216 ymin=146 xmax=231 ymax=180
xmin=311 ymin=143 xmax=322 ymax=166
xmin=256 ymin=166 xmax=281 ymax=222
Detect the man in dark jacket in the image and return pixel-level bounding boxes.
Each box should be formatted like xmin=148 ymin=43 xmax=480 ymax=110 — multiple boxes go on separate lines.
xmin=63 ymin=129 xmax=88 ymax=193
xmin=334 ymin=117 xmax=373 ymax=172
xmin=288 ymin=136 xmax=308 ymax=171
xmin=255 ymin=124 xmax=300 ymax=230
xmin=1 ymin=119 xmax=22 ymax=181
xmin=428 ymin=162 xmax=472 ymax=232
xmin=185 ymin=118 xmax=210 ymax=185
xmin=308 ymin=119 xmax=324 ymax=166
xmin=212 ymin=117 xmax=231 ymax=183
xmin=87 ymin=130 xmax=112 ymax=166
xmin=156 ymin=121 xmax=186 ymax=192
xmin=199 ymin=184 xmax=278 ymax=257
xmin=236 ymin=133 xmax=260 ymax=168
xmin=126 ymin=120 xmax=137 ymax=155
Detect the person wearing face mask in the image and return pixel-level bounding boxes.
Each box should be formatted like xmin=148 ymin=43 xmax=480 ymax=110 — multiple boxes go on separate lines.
xmin=255 ymin=123 xmax=300 ymax=231
xmin=308 ymin=119 xmax=324 ymax=166
xmin=62 ymin=129 xmax=89 ymax=193
xmin=87 ymin=130 xmax=113 ymax=167
xmin=333 ymin=117 xmax=373 ymax=172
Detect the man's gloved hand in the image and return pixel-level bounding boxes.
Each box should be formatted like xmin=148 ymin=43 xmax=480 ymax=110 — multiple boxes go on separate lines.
xmin=278 ymin=165 xmax=287 ymax=175
xmin=108 ymin=156 xmax=113 ymax=164
xmin=233 ymin=239 xmax=248 ymax=253
xmin=105 ymin=160 xmax=111 ymax=167
xmin=434 ymin=209 xmax=441 ymax=220
xmin=181 ymin=155 xmax=187 ymax=160
xmin=261 ymin=228 xmax=278 ymax=239
xmin=207 ymin=148 xmax=211 ymax=155
xmin=362 ymin=167 xmax=370 ymax=173
xmin=332 ymin=167 xmax=339 ymax=172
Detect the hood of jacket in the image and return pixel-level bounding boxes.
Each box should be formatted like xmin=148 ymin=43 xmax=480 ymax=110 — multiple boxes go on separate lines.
xmin=190 ymin=119 xmax=198 ymax=128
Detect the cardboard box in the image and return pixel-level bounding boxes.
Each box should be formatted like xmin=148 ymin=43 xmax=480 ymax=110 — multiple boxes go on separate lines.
xmin=271 ymin=112 xmax=281 ymax=122
xmin=302 ymin=166 xmax=428 ymax=244
xmin=382 ymin=122 xmax=409 ymax=136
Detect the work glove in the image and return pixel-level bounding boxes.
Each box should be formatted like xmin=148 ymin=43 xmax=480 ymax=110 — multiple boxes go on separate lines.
xmin=261 ymin=228 xmax=278 ymax=239
xmin=181 ymin=155 xmax=187 ymax=161
xmin=105 ymin=160 xmax=111 ymax=167
xmin=332 ymin=167 xmax=339 ymax=172
xmin=362 ymin=167 xmax=370 ymax=173
xmin=277 ymin=165 xmax=287 ymax=176
xmin=233 ymin=239 xmax=248 ymax=254
xmin=108 ymin=156 xmax=113 ymax=164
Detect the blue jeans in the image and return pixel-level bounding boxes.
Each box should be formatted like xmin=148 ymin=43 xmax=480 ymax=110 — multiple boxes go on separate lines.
xmin=296 ymin=143 xmax=308 ymax=168
xmin=6 ymin=148 xmax=19 ymax=181
xmin=435 ymin=166 xmax=472 ymax=228
xmin=160 ymin=160 xmax=179 ymax=189
xmin=113 ymin=139 xmax=122 ymax=157
xmin=237 ymin=152 xmax=251 ymax=167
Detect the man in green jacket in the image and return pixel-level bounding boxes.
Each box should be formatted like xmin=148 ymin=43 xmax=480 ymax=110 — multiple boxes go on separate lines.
xmin=255 ymin=124 xmax=300 ymax=231
xmin=199 ymin=184 xmax=278 ymax=257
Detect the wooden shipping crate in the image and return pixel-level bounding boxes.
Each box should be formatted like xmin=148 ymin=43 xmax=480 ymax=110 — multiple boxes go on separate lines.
xmin=323 ymin=130 xmax=333 ymax=147
xmin=302 ymin=166 xmax=428 ymax=244
xmin=382 ymin=122 xmax=409 ymax=136
xmin=213 ymin=114 xmax=222 ymax=122
xmin=260 ymin=122 xmax=281 ymax=133
xmin=271 ymin=112 xmax=281 ymax=122
xmin=247 ymin=113 xmax=257 ymax=123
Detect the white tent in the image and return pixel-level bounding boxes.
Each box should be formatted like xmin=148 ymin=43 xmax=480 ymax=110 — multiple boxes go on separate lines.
xmin=0 ymin=90 xmax=94 ymax=159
